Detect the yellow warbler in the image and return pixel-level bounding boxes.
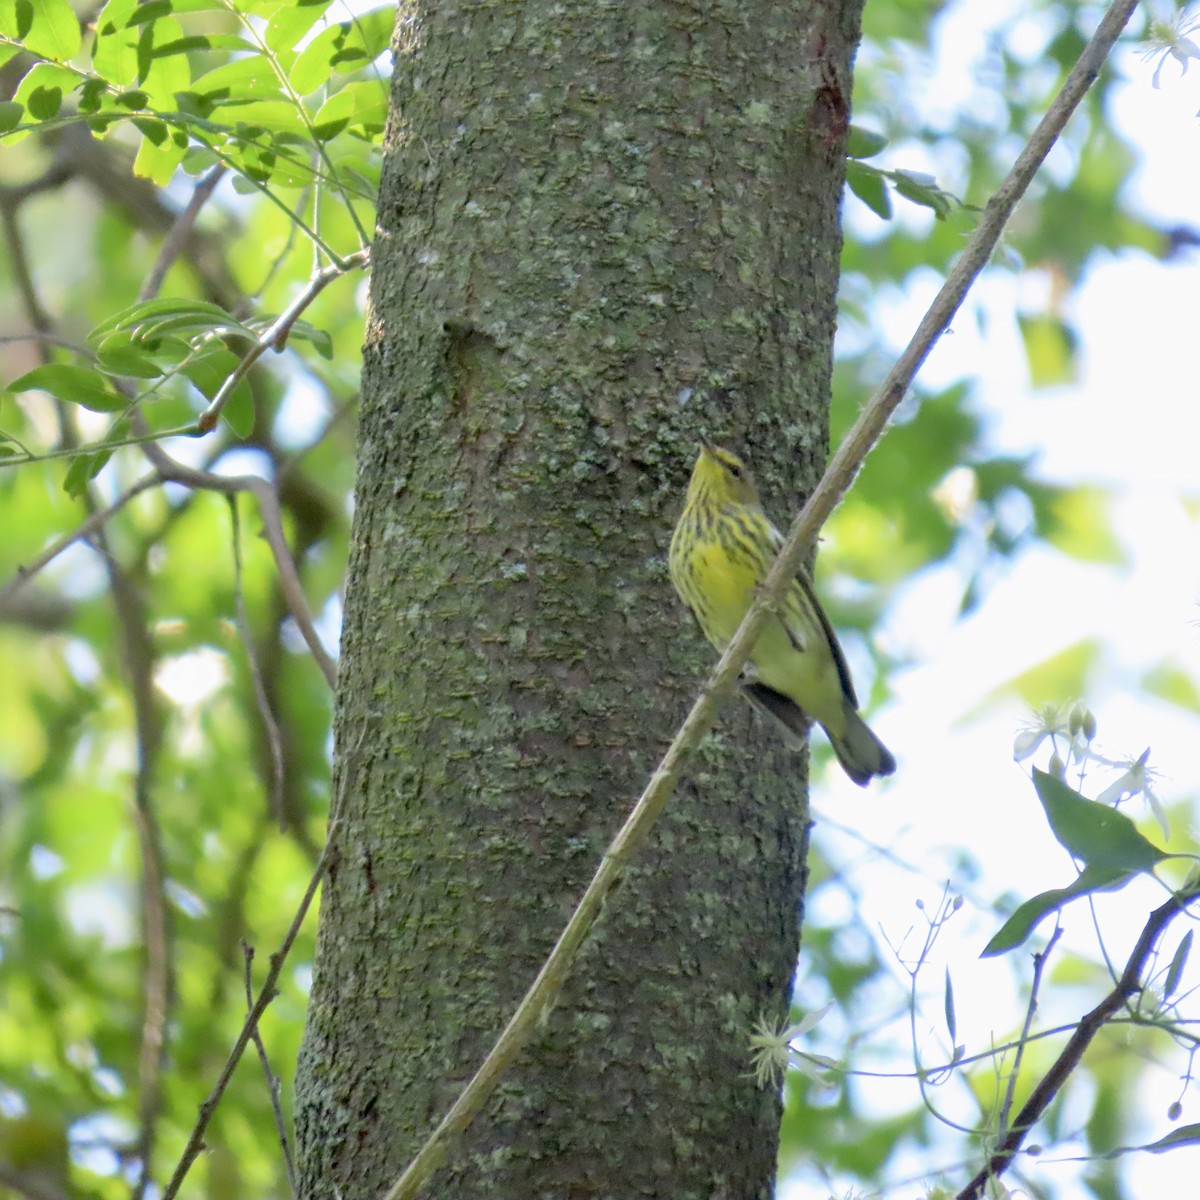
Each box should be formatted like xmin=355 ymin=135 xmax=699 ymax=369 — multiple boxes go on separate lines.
xmin=669 ymin=440 xmax=895 ymax=786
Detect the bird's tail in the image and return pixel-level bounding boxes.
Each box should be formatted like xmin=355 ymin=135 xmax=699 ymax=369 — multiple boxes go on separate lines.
xmin=828 ymin=704 xmax=895 ymax=788
xmin=741 ymin=682 xmax=895 ymax=788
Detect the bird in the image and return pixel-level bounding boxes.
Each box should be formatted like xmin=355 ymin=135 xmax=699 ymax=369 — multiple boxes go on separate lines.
xmin=668 ymin=439 xmax=895 ymax=786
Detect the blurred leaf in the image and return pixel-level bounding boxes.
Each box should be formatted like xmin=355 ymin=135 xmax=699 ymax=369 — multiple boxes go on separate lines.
xmin=1040 ymin=485 xmax=1124 ymax=563
xmin=846 ymin=160 xmax=892 ymax=219
xmin=1141 ymin=663 xmax=1200 ymax=714
xmin=1018 ymin=312 xmax=1079 ymax=387
xmin=983 ymin=640 xmax=1100 ymax=711
xmin=8 ymin=364 xmax=127 ymax=412
xmin=890 ymin=169 xmax=955 ymax=219
xmin=847 ymin=124 xmax=888 ymax=158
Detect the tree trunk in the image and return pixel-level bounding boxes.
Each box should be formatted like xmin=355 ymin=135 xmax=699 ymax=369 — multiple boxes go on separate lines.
xmin=294 ymin=2 xmax=862 ymax=1197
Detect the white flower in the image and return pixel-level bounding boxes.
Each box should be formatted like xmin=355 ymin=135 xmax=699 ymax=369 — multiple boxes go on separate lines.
xmin=1013 ymin=704 xmax=1070 ymax=762
xmin=1140 ymin=7 xmax=1200 ymax=88
xmin=1096 ymin=747 xmax=1169 ymax=841
xmin=748 ymin=1004 xmax=832 ymax=1090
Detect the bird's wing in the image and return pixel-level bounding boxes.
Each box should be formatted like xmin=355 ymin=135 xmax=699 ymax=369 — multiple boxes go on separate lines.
xmin=766 ymin=522 xmax=859 ymax=708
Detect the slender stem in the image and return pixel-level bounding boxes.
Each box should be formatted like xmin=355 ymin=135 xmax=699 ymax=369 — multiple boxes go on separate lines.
xmin=998 ymin=924 xmax=1063 ymax=1135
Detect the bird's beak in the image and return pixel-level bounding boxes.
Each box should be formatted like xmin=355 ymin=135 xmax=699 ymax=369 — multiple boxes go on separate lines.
xmin=698 ymin=435 xmax=715 ymax=457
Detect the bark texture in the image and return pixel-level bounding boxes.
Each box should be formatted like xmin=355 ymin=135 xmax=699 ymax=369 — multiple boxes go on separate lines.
xmin=295 ymin=2 xmax=863 ymax=1197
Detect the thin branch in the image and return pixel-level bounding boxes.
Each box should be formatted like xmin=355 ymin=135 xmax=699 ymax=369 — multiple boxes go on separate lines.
xmin=89 ymin=528 xmax=171 ymax=1200
xmin=242 ymin=941 xmax=297 ymax=1195
xmin=0 ymin=1165 xmax=73 ymax=1200
xmin=159 ymin=834 xmax=336 ymax=1200
xmin=229 ymin=496 xmax=288 ymax=826
xmin=0 ymin=472 xmax=162 ymax=606
xmin=376 ymin=3 xmax=1143 ymax=1196
xmin=138 ymin=166 xmax=228 ymax=304
xmin=956 ymin=882 xmax=1200 ymax=1200
xmin=137 ymin=444 xmax=338 ymax=688
xmin=196 ymin=250 xmax=369 ymax=433
xmin=0 ymin=198 xmax=55 ymax=345
xmin=998 ymin=924 xmax=1063 ymax=1136
xmin=0 ymin=330 xmax=92 ymax=354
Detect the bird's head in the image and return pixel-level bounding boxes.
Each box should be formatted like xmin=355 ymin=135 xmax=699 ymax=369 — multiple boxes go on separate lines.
xmin=687 ymin=439 xmax=762 ymax=508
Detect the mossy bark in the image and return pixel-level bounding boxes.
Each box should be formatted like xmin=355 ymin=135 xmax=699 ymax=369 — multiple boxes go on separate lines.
xmin=294 ymin=2 xmax=863 ymax=1197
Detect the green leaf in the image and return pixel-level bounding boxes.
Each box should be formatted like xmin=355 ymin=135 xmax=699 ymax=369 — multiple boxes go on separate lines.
xmin=90 ymin=298 xmax=253 ymax=347
xmin=1164 ymin=930 xmax=1192 ymax=999
xmin=338 ymin=6 xmax=396 ymax=64
xmin=219 ymin=379 xmax=254 ymax=437
xmin=134 ymin=121 xmax=188 ymax=184
xmin=177 ymin=345 xmax=239 ymax=400
xmin=846 ymin=124 xmax=888 ymax=159
xmin=1033 ymin=768 xmax=1167 ymax=873
xmin=192 ymin=55 xmax=288 ymax=104
xmin=6 ymin=0 xmax=81 ymax=60
xmin=63 ymin=449 xmax=110 ymax=497
xmin=288 ymin=22 xmax=343 ymax=95
xmin=268 ymin=317 xmax=333 ymax=358
xmin=265 ymin=0 xmax=333 ymax=55
xmin=93 ymin=0 xmax=191 ymax=104
xmin=312 ymin=80 xmax=386 ymax=141
xmin=943 ymin=968 xmax=956 ymax=1044
xmin=846 ymin=161 xmax=891 ymax=220
xmin=60 ymin=418 xmax=128 ymax=496
xmin=0 ymin=100 xmax=22 ymax=132
xmin=11 ymin=62 xmax=78 ymax=130
xmin=889 ymin=169 xmax=955 ymax=219
xmin=7 ymin=364 xmax=127 ymax=412
xmin=177 ymin=346 xmax=252 ymax=435
xmin=1096 ymin=1123 xmax=1200 ymax=1159
xmin=94 ymin=335 xmax=165 ymax=379
xmin=1141 ymin=1123 xmax=1200 ymax=1154
xmin=981 ymin=864 xmax=1132 ymax=957
xmin=92 ymin=0 xmax=142 ymax=85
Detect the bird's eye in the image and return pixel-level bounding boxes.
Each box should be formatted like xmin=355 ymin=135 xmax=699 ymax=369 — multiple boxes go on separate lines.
xmin=728 ymin=464 xmax=742 ymax=479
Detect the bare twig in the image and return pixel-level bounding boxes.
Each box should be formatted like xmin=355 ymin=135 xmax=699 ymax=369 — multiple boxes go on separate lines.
xmin=196 ymin=250 xmax=369 ymax=432
xmin=957 ymin=882 xmax=1200 ymax=1200
xmin=139 ymin=166 xmax=228 ymax=304
xmin=137 ymin=444 xmax=338 ymax=688
xmin=377 ymin=3 xmax=1143 ymax=1196
xmin=229 ymin=497 xmax=288 ymax=826
xmin=0 ymin=198 xmax=55 ymax=344
xmin=0 ymin=1164 xmax=73 ymax=1200
xmin=999 ymin=924 xmax=1063 ymax=1136
xmin=160 ymin=834 xmax=336 ymax=1200
xmin=90 ymin=531 xmax=171 ymax=1200
xmin=241 ymin=941 xmax=297 ymax=1195
xmin=0 ymin=472 xmax=162 ymax=606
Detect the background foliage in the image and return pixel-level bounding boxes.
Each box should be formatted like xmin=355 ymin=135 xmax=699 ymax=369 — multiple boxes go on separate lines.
xmin=2 ymin=0 xmax=1198 ymax=1197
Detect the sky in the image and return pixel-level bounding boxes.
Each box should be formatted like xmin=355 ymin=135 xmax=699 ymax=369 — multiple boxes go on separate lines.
xmin=781 ymin=7 xmax=1200 ymax=1197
